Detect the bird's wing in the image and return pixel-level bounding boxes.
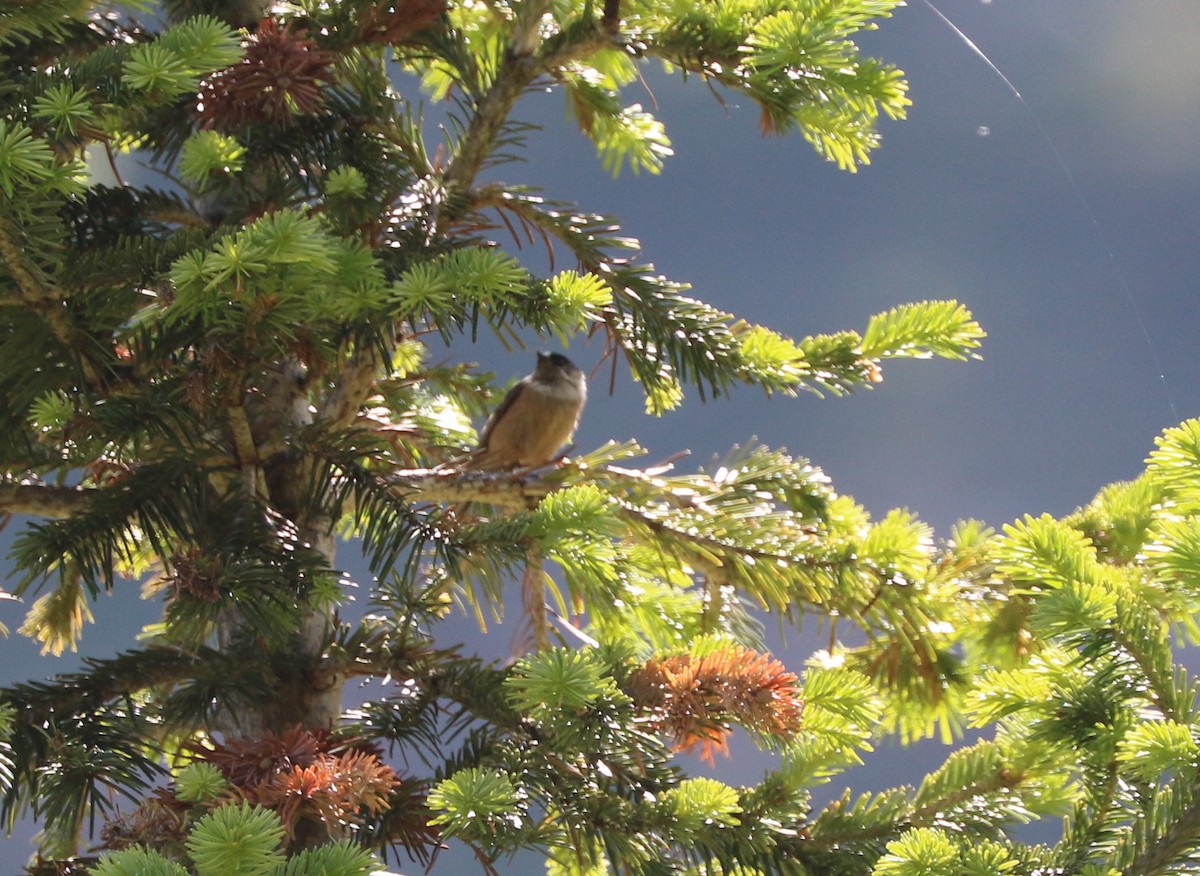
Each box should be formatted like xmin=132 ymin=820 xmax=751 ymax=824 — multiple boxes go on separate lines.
xmin=477 ymin=378 xmax=527 ymax=449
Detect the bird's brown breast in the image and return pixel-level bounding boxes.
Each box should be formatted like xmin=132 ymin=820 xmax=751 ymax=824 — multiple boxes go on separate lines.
xmin=473 ymin=381 xmax=583 ymax=469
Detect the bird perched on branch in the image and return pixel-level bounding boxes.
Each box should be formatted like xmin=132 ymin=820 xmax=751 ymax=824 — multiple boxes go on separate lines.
xmin=466 ymin=352 xmax=587 ymax=471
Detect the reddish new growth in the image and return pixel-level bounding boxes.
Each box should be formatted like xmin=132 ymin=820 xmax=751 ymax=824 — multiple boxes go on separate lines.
xmin=197 ymin=19 xmax=336 ymax=129
xmin=242 ymin=749 xmax=397 ymax=836
xmin=100 ymin=788 xmax=190 ymax=853
xmin=358 ymin=0 xmax=448 ymax=44
xmin=166 ymin=548 xmax=222 ymax=603
xmin=628 ymin=645 xmax=804 ymax=764
xmin=196 ymin=726 xmax=399 ymax=838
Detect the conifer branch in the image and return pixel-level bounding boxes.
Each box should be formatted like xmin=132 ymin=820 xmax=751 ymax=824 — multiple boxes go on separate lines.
xmin=381 ymin=461 xmax=899 ymax=618
xmin=438 ymin=53 xmax=537 ymax=200
xmin=616 ymin=501 xmax=823 ymax=569
xmin=13 ymin=3 xmax=1194 ymax=872
xmin=440 ymin=17 xmax=609 ymax=210
xmin=0 ymin=216 xmax=53 ymax=306
xmin=1126 ymin=799 xmax=1200 ymax=876
xmin=0 ymin=215 xmax=103 ymax=387
xmin=910 ymin=773 xmax=1023 ymax=828
xmin=804 ymin=805 xmax=906 ymax=855
xmin=383 ymin=467 xmax=552 ymax=509
xmin=1 ymin=646 xmax=210 ymax=720
xmin=0 ymin=481 xmax=92 ymax=519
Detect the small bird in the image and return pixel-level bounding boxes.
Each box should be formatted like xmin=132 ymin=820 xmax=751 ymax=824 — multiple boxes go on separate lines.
xmin=467 ymin=352 xmax=587 ymax=471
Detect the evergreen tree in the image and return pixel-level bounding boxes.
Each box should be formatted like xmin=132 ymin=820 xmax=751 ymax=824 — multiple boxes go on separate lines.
xmin=4 ymin=2 xmax=1200 ymax=875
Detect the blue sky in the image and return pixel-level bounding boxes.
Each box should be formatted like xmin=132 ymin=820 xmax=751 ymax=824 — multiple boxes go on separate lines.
xmin=502 ymin=0 xmax=1200 ymax=535
xmin=3 ymin=0 xmax=1200 ymax=868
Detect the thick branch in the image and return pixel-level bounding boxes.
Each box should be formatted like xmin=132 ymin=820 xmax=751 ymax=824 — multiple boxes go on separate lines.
xmin=384 ymin=467 xmax=552 ymax=509
xmin=439 ymin=62 xmax=535 ymax=216
xmin=601 ymin=0 xmax=620 ymax=33
xmin=227 ymin=403 xmax=266 ymax=498
xmin=440 ymin=2 xmax=548 ymax=197
xmin=317 ymin=345 xmax=383 ymax=430
xmin=440 ymin=13 xmax=609 ymax=211
xmin=0 ymin=482 xmax=92 ymax=519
